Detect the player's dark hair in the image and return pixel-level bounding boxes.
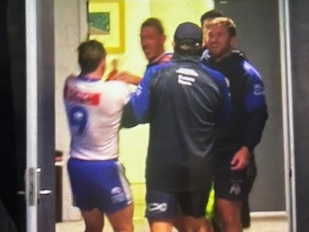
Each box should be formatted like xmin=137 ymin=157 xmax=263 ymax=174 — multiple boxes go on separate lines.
xmin=78 ymin=40 xmax=106 ymax=74
xmin=208 ymin=17 xmax=237 ymax=37
xmin=200 ymin=9 xmax=224 ymax=26
xmin=141 ymin=17 xmax=165 ymax=35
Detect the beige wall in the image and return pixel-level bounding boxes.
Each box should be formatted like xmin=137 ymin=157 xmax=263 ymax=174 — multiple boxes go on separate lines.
xmin=55 ymin=0 xmax=214 ymax=221
xmin=150 ymin=0 xmax=214 ymax=50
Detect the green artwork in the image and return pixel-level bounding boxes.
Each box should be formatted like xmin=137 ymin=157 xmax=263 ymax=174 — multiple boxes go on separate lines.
xmin=89 ymin=12 xmax=110 ymax=34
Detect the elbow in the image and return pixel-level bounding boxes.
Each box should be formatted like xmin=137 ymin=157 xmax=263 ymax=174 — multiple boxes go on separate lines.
xmin=121 ymin=104 xmax=139 ymax=128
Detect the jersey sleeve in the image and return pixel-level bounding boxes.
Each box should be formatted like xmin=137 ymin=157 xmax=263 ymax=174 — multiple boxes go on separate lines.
xmin=243 ymin=62 xmax=268 ymax=150
xmin=114 ymin=80 xmax=132 ymax=105
xmin=121 ymin=67 xmax=156 ymax=128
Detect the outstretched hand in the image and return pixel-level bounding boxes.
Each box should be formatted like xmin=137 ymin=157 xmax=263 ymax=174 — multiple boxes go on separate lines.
xmin=106 ymin=70 xmax=141 ymax=85
xmin=105 ymin=58 xmax=141 ymax=85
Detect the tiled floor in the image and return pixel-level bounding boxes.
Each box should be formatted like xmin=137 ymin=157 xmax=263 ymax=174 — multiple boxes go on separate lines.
xmin=56 ymin=215 xmax=288 ymax=232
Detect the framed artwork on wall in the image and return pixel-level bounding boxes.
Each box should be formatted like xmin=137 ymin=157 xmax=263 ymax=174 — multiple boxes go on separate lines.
xmin=87 ymin=0 xmax=125 ymax=53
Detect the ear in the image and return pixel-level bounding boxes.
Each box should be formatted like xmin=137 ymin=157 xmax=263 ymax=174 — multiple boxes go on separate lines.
xmin=100 ymin=58 xmax=106 ymax=74
xmin=172 ymin=41 xmax=176 ymax=49
xmin=161 ymin=34 xmax=166 ymax=44
xmin=202 ymin=36 xmax=207 ymax=48
xmin=230 ymin=36 xmax=237 ymax=47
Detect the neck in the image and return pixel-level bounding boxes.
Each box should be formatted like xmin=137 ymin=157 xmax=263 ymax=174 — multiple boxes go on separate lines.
xmin=150 ymin=50 xmax=166 ymax=63
xmin=214 ymin=49 xmax=233 ymax=62
xmin=80 ymin=70 xmax=103 ymax=80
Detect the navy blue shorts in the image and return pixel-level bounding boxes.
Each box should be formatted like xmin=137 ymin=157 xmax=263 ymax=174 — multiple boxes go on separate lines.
xmin=67 ymin=157 xmax=133 ymax=214
xmin=145 ymin=186 xmax=212 ymax=221
xmin=214 ymin=152 xmax=256 ymax=201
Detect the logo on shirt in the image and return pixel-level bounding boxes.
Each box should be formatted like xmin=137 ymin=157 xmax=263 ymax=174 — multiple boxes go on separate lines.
xmin=176 ymin=68 xmax=198 ymax=86
xmin=224 ymin=77 xmax=230 ymax=88
xmin=254 ymin=84 xmax=264 ymax=95
xmin=135 ymin=85 xmax=143 ymax=96
xmin=176 ymin=68 xmax=199 ymax=76
xmin=178 ymin=75 xmax=195 ymax=86
xmin=65 ymin=85 xmax=100 ymax=105
xmin=69 ymin=106 xmax=88 ymax=136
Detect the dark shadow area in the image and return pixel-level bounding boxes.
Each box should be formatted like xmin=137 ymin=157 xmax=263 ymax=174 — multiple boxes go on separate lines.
xmin=0 ymin=199 xmax=17 ymax=232
xmin=0 ymin=0 xmax=26 ymax=231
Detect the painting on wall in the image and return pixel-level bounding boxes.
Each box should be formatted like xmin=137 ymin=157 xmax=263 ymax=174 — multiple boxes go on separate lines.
xmin=89 ymin=12 xmax=111 ymax=35
xmin=87 ymin=0 xmax=125 ymax=53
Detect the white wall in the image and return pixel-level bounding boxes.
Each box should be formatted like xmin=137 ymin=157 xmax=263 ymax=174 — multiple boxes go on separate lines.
xmin=54 ymin=0 xmax=81 ymax=221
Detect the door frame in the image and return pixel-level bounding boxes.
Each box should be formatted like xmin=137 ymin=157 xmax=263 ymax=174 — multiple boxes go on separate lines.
xmin=278 ymin=0 xmax=296 ymax=231
xmin=26 ymin=0 xmax=39 ymax=230
xmin=26 ymin=0 xmax=55 ymax=231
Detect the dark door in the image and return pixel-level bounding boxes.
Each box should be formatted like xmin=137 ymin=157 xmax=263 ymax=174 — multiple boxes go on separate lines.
xmin=1 ymin=0 xmax=26 ymax=231
xmin=1 ymin=0 xmax=55 ymax=231
xmin=289 ymin=0 xmax=309 ymax=230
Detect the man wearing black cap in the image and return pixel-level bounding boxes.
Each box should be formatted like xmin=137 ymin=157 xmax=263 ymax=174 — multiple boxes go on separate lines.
xmin=121 ymin=22 xmax=232 ymax=232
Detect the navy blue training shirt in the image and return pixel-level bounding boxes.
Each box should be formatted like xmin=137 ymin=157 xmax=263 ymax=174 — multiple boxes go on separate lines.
xmin=122 ymin=54 xmax=232 ymax=191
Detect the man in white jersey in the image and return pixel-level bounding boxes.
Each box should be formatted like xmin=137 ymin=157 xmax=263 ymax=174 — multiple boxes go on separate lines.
xmin=64 ymin=40 xmax=136 ymax=232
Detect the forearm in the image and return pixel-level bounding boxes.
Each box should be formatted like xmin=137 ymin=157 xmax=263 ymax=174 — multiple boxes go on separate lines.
xmin=243 ymin=104 xmax=268 ymax=150
xmin=121 ymin=103 xmax=140 ymax=128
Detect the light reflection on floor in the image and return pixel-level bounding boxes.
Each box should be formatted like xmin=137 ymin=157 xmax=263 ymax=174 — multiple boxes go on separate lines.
xmin=56 ymin=215 xmax=288 ymax=232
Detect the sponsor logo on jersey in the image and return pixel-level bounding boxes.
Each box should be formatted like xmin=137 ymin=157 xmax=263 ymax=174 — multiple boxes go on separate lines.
xmin=65 ymin=85 xmax=100 ymax=105
xmin=69 ymin=106 xmax=88 ymax=136
xmin=178 ymin=74 xmax=195 ymax=86
xmin=176 ymin=67 xmax=199 ymax=76
xmin=254 ymin=84 xmax=264 ymax=95
xmin=176 ymin=68 xmax=198 ymax=86
xmin=147 ymin=202 xmax=167 ymax=212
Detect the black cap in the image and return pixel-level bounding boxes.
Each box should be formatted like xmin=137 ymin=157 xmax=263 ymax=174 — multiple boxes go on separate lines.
xmin=174 ymin=22 xmax=202 ymax=41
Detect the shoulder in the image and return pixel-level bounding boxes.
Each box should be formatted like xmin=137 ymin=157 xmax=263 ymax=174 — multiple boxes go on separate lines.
xmin=202 ymin=64 xmax=224 ymax=77
xmin=156 ymin=52 xmax=173 ymax=64
xmin=160 ymin=52 xmax=173 ymax=63
xmin=230 ymin=50 xmax=262 ymax=80
xmin=104 ymin=80 xmax=130 ymax=91
xmin=199 ymin=64 xmax=230 ymax=91
xmin=242 ymin=60 xmax=263 ymax=82
xmin=200 ymin=63 xmax=226 ymax=82
xmin=65 ymin=73 xmax=77 ymax=82
xmin=102 ymin=81 xmax=132 ymax=103
xmin=146 ymin=62 xmax=173 ymax=79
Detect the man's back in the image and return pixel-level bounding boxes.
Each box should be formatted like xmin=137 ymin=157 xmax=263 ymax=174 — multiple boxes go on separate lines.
xmin=123 ymin=54 xmax=231 ymax=191
xmin=64 ymin=75 xmax=130 ymax=160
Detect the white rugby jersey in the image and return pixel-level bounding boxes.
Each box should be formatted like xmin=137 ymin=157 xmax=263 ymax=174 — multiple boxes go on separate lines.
xmin=64 ymin=75 xmax=131 ymax=160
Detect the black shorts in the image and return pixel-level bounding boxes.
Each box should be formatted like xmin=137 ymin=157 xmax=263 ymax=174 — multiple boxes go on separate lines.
xmin=214 ymin=152 xmax=257 ymax=201
xmin=145 ymin=185 xmax=212 ymax=221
